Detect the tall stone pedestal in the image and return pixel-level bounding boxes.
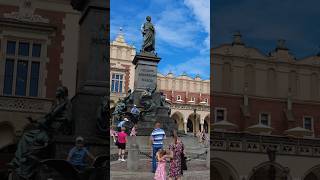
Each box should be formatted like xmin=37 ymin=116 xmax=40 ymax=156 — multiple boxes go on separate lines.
xmin=137 ymin=106 xmax=176 ymax=136
xmin=131 ymin=52 xmax=176 ymax=136
xmin=133 ymin=52 xmax=160 ymax=91
xmin=70 ymin=0 xmax=109 ymax=141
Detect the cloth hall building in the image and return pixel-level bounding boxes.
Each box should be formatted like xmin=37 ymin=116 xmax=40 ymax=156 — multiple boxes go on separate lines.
xmin=212 ymin=32 xmax=320 ymax=180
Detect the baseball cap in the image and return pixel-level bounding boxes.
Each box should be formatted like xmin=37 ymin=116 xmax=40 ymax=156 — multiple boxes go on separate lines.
xmin=76 ymin=136 xmax=84 ymax=142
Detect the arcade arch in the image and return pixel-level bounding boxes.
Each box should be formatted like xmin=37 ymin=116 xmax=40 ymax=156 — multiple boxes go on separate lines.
xmin=171 ymin=112 xmax=184 ymax=132
xmin=248 ymin=162 xmax=291 ymax=180
xmin=187 ymin=112 xmax=200 ymax=134
xmin=170 ymin=109 xmax=210 ymax=134
xmin=303 ymin=165 xmax=320 ymax=180
xmin=212 ymin=158 xmax=239 ymax=180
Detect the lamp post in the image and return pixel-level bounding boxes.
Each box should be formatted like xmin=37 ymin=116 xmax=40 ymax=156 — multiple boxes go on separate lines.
xmin=194 ymin=109 xmax=197 ymax=136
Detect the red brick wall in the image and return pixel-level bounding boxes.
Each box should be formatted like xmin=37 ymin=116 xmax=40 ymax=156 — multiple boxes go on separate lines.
xmin=0 ymin=5 xmax=18 ymax=15
xmin=292 ymin=102 xmax=320 ymax=137
xmin=160 ymin=90 xmax=210 ymax=106
xmin=161 ymin=90 xmax=172 ymax=100
xmin=0 ymin=5 xmax=66 ymax=98
xmin=201 ymin=94 xmax=210 ymax=104
xmin=213 ymin=94 xmax=244 ymax=129
xmin=249 ymin=98 xmax=287 ymax=134
xmin=188 ymin=92 xmax=200 ymax=103
xmin=36 ymin=9 xmax=66 ymax=98
xmin=173 ymin=91 xmax=186 ymax=102
xmin=213 ymin=94 xmax=320 ymax=137
xmin=121 ymin=64 xmax=131 ymax=93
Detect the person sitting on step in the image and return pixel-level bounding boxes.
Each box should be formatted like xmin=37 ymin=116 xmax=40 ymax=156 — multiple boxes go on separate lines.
xmin=67 ymin=136 xmax=95 ymax=171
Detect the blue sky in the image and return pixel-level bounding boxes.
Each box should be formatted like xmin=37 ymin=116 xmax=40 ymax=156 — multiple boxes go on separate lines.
xmin=110 ymin=0 xmax=210 ymax=79
xmin=212 ymin=0 xmax=320 ymax=59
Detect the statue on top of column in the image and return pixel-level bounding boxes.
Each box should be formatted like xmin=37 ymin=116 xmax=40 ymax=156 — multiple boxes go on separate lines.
xmin=141 ymin=16 xmax=155 ymax=53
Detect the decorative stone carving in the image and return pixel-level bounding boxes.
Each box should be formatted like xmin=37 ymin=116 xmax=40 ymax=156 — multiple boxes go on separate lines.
xmin=212 ymin=131 xmax=320 ymax=157
xmin=0 ymin=97 xmax=52 ymax=113
xmin=4 ymin=0 xmax=49 ymax=23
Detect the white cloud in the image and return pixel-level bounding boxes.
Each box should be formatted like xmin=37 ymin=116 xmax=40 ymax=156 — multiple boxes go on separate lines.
xmin=155 ymin=6 xmax=203 ymax=49
xmin=111 ymin=0 xmax=210 ymax=78
xmin=160 ymin=56 xmax=210 ymax=79
xmin=183 ymin=0 xmax=210 ymax=34
xmin=183 ymin=0 xmax=210 ymax=49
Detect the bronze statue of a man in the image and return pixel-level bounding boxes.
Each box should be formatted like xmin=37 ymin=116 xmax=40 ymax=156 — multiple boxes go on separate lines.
xmin=9 ymin=86 xmax=72 ymax=179
xmin=141 ymin=16 xmax=155 ymax=52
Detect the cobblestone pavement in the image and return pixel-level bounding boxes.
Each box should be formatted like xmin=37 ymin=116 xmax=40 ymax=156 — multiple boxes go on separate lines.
xmin=110 ymin=159 xmax=209 ymax=180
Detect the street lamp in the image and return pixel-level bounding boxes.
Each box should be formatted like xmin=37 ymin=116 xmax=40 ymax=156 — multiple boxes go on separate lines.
xmin=194 ymin=109 xmax=197 ymax=136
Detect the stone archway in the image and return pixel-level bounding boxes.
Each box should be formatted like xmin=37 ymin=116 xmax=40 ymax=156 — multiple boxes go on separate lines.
xmin=303 ymin=164 xmax=320 ymax=180
xmin=187 ymin=113 xmax=200 ymax=134
xmin=187 ymin=118 xmax=193 ymax=133
xmin=212 ymin=158 xmax=239 ymax=180
xmin=248 ymin=162 xmax=291 ymax=180
xmin=171 ymin=111 xmax=184 ymax=132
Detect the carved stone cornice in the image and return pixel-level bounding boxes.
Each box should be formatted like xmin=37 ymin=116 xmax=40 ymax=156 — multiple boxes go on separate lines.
xmin=212 ymin=131 xmax=320 ymax=157
xmin=0 ymin=18 xmax=56 ymax=33
xmin=0 ymin=96 xmax=53 ymax=113
xmin=171 ymin=103 xmax=210 ymax=112
xmin=4 ymin=0 xmax=49 ymax=24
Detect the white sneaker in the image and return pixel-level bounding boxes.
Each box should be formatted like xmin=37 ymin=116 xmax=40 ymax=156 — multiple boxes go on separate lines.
xmin=121 ymin=158 xmax=126 ymax=162
xmin=118 ymin=158 xmax=121 ymax=161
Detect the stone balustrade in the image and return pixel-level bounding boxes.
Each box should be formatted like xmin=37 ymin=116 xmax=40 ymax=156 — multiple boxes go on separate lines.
xmin=171 ymin=103 xmax=210 ymax=111
xmin=212 ymin=131 xmax=320 ymax=157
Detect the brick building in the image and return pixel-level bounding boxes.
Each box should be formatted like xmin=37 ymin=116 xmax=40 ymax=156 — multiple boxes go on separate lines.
xmin=212 ymin=32 xmax=320 ymax=180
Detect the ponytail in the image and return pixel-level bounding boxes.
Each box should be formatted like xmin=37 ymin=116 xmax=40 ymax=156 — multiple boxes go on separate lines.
xmin=172 ymin=130 xmax=178 ymax=144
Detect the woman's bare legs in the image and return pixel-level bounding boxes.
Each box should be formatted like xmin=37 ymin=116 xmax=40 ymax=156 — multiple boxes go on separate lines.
xmin=118 ymin=148 xmax=121 ymax=160
xmin=121 ymin=149 xmax=125 ymax=160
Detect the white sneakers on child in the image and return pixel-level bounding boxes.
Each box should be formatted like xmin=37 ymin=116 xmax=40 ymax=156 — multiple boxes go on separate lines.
xmin=118 ymin=158 xmax=126 ymax=162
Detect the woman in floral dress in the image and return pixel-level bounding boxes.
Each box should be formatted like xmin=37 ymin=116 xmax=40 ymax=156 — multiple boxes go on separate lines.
xmin=168 ymin=130 xmax=184 ymax=180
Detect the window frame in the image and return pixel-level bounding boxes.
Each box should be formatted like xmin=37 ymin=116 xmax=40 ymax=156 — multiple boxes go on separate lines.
xmin=259 ymin=112 xmax=271 ymax=126
xmin=214 ymin=107 xmax=227 ymax=123
xmin=303 ymin=116 xmax=314 ymax=132
xmin=110 ymin=72 xmax=125 ymax=93
xmin=1 ymin=37 xmax=44 ymax=97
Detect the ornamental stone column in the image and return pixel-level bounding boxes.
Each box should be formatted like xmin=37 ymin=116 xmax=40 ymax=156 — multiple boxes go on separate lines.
xmin=184 ymin=118 xmax=188 ymax=134
xmin=200 ymin=118 xmax=204 ymax=132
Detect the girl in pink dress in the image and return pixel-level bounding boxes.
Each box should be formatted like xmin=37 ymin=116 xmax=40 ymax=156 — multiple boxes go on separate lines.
xmin=130 ymin=124 xmax=137 ymax=136
xmin=154 ymin=149 xmax=169 ymax=180
xmin=110 ymin=125 xmax=117 ymax=143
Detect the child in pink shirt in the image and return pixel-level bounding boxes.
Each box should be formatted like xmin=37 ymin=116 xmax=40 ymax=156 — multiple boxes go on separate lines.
xmin=117 ymin=127 xmax=128 ymax=161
